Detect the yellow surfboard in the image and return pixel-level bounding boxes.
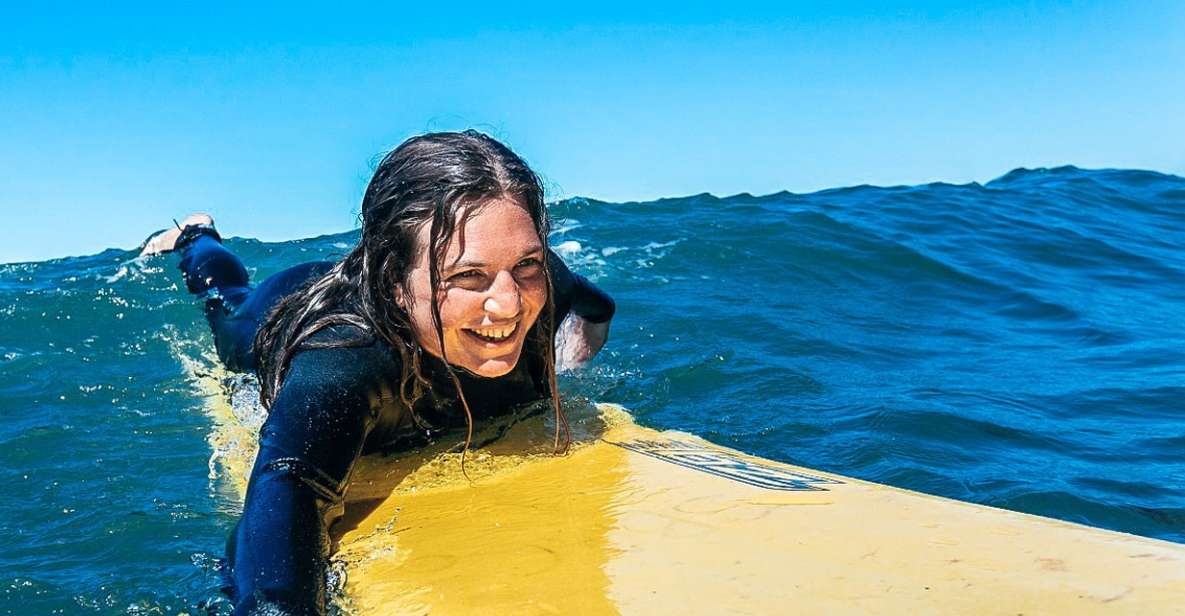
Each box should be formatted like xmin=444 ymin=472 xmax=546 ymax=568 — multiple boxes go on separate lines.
xmin=179 ymin=349 xmax=1184 ymax=615
xmin=327 ymin=404 xmax=1185 ymax=615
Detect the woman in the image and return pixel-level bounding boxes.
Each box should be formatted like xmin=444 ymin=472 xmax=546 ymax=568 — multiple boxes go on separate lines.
xmin=143 ymin=131 xmax=615 ymax=615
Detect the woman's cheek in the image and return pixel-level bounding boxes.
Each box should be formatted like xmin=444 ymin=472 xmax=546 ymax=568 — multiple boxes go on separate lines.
xmin=438 ymin=288 xmax=481 ymax=329
xmin=525 ymin=279 xmax=548 ymax=318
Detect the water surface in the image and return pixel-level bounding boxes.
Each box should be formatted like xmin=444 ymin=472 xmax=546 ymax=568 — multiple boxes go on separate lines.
xmin=2 ymin=165 xmax=1183 ymax=613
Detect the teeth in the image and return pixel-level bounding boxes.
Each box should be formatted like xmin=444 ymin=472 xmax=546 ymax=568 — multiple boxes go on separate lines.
xmin=472 ymin=325 xmax=514 ymax=340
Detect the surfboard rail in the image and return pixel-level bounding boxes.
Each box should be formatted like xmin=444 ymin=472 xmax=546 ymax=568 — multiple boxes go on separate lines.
xmin=329 ymin=403 xmax=1185 ymax=615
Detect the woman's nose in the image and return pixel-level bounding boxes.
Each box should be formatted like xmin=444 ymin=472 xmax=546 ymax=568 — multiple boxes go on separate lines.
xmin=483 ymin=270 xmax=522 ymax=318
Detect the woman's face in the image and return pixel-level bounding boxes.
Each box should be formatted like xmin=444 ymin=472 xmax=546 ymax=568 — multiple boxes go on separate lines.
xmin=400 ymin=198 xmax=548 ymax=378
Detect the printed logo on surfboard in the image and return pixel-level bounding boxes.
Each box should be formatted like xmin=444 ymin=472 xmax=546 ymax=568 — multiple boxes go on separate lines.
xmin=608 ymin=438 xmax=843 ymax=491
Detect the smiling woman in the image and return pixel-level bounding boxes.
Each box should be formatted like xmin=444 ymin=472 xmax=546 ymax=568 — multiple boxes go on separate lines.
xmin=400 ymin=198 xmax=549 ymax=378
xmin=139 ymin=130 xmax=615 ymax=616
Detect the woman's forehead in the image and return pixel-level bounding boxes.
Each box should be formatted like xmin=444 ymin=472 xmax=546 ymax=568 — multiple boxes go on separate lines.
xmin=412 ymin=198 xmax=542 ymax=263
xmin=451 ymin=200 xmax=541 ymax=262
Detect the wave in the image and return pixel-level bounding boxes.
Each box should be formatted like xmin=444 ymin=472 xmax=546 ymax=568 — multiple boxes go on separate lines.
xmin=3 ymin=165 xmax=1184 ymax=611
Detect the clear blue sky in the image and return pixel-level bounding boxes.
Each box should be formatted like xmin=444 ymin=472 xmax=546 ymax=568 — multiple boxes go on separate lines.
xmin=2 ymin=1 xmax=1182 ymax=263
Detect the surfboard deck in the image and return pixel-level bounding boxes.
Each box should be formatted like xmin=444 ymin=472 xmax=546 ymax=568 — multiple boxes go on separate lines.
xmin=177 ymin=342 xmax=1183 ymax=616
xmin=319 ymin=403 xmax=1185 ymax=615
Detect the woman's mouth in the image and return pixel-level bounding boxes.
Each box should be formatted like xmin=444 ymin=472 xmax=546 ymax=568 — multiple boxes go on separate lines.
xmin=463 ymin=322 xmax=519 ymax=344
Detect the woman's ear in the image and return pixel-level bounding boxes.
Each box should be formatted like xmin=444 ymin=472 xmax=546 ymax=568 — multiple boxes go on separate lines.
xmin=394 ymin=284 xmax=408 ymax=311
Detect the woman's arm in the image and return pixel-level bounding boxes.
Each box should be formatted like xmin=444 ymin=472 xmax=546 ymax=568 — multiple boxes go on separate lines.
xmin=554 ymin=313 xmax=611 ymax=371
xmin=228 ymin=339 xmax=390 ymax=615
xmin=548 ymin=250 xmax=615 ymax=371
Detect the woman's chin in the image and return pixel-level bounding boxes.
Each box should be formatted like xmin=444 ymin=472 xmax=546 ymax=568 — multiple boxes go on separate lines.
xmin=463 ymin=355 xmax=518 ymax=378
xmin=454 ymin=345 xmax=524 ymax=378
xmin=445 ymin=329 xmax=531 ymax=377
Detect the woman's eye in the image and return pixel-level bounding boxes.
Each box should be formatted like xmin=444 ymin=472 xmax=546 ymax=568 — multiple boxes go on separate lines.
xmin=447 ymin=270 xmax=483 ymax=282
xmin=516 ymin=257 xmax=542 ymax=269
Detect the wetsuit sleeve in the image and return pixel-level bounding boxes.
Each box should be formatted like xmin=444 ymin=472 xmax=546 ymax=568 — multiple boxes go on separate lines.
xmin=228 ymin=341 xmax=391 ymax=616
xmin=548 ymin=249 xmax=615 ymax=324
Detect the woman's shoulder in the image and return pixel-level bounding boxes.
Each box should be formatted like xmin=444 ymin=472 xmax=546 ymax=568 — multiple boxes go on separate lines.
xmin=302 ymin=321 xmax=379 ymax=348
xmin=283 ymin=323 xmax=403 ymax=390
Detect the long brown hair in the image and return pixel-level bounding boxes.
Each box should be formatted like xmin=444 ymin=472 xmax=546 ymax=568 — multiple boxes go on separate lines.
xmin=253 ymin=130 xmax=570 ymax=461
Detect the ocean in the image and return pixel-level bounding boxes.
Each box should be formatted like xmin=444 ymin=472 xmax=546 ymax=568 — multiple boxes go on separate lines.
xmin=2 ymin=165 xmax=1183 ymax=613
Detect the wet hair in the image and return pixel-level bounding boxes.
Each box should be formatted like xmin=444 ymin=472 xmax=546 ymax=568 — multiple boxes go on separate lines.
xmin=254 ymin=130 xmax=570 ymax=461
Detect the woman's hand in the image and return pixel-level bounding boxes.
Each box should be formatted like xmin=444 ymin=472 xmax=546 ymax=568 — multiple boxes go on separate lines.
xmin=555 ymin=313 xmax=610 ymax=372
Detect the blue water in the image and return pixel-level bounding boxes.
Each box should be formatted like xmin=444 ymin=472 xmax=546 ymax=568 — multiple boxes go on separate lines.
xmin=2 ymin=166 xmax=1183 ymax=613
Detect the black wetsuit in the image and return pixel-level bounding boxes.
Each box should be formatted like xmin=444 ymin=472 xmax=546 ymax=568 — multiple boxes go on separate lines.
xmin=175 ymin=228 xmax=614 ymax=615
